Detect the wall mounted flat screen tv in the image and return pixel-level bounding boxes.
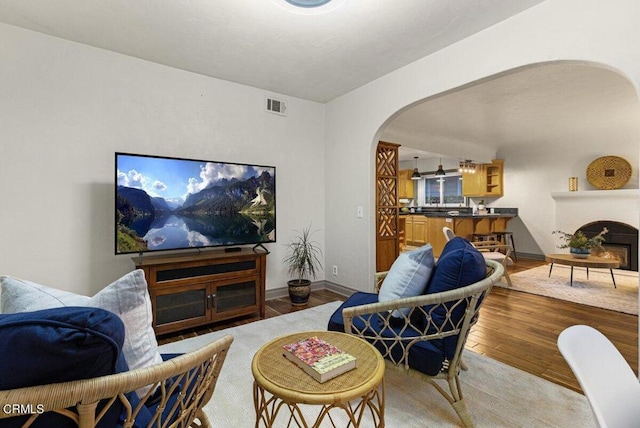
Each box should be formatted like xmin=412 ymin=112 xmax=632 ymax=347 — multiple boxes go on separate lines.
xmin=115 ymin=152 xmax=276 ymax=255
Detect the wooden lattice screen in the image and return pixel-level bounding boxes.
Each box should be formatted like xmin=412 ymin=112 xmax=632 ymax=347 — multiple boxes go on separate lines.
xmin=376 ymin=142 xmax=399 ymax=272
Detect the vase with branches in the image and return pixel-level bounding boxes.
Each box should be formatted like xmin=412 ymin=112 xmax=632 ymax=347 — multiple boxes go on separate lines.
xmin=283 ymin=225 xmax=322 ymax=305
xmin=552 ymin=227 xmax=608 ymax=258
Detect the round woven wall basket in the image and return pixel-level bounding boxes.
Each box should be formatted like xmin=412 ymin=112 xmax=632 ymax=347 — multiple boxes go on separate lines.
xmin=586 ymin=156 xmax=632 ymax=190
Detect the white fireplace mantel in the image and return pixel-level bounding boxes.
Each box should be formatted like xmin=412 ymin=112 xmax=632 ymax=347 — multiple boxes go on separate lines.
xmin=551 ymin=188 xmax=639 ymax=201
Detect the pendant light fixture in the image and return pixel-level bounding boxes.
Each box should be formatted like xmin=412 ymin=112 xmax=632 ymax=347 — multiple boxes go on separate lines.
xmin=458 ymin=160 xmax=477 ymax=174
xmin=411 ymin=157 xmax=421 ymax=180
xmin=435 ymin=158 xmax=446 ymax=176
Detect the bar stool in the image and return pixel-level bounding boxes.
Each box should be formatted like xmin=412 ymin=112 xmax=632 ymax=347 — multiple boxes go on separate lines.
xmin=472 ymin=232 xmax=518 ymax=261
xmin=472 ymin=233 xmax=497 ymax=242
xmin=493 ymin=231 xmax=517 ymax=261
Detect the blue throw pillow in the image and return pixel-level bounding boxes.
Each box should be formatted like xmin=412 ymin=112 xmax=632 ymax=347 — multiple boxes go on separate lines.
xmin=438 ymin=236 xmax=471 ymax=260
xmin=425 ymin=239 xmax=486 ymax=360
xmin=0 ymin=306 xmax=127 ymax=428
xmin=427 ymin=237 xmax=484 ymax=294
xmin=378 ymin=244 xmax=435 ymax=317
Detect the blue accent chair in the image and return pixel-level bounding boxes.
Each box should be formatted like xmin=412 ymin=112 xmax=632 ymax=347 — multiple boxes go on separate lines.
xmin=328 ymin=238 xmax=504 ymax=427
xmin=0 ymin=307 xmax=233 ymax=428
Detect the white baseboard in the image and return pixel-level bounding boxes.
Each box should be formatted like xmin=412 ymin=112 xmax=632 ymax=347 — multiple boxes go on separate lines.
xmin=265 ymin=280 xmax=354 ymax=301
xmin=517 ymin=252 xmax=545 ymax=261
xmin=265 ymin=254 xmax=546 ymax=302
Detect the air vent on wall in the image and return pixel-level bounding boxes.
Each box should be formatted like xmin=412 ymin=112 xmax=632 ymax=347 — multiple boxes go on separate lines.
xmin=266 ymin=97 xmax=287 ymax=116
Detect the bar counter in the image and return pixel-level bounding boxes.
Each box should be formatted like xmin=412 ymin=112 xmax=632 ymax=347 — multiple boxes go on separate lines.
xmin=399 ymin=208 xmax=517 ymax=256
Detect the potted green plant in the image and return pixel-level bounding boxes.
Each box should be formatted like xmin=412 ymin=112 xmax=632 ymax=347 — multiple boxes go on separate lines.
xmin=283 ymin=225 xmax=322 ymax=305
xmin=552 ymin=227 xmax=608 ymax=258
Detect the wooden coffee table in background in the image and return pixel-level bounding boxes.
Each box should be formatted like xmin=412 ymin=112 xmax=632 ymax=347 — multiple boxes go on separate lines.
xmin=252 ymin=330 xmax=385 ymax=427
xmin=545 ymin=253 xmax=620 ymax=287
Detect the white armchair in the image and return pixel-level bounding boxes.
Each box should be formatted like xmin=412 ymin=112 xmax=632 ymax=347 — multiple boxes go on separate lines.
xmin=558 ymin=325 xmax=640 ymax=427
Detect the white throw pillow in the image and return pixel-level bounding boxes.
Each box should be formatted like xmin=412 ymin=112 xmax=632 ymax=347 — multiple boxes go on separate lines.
xmin=378 ymin=244 xmax=435 ymax=317
xmin=0 ymin=270 xmax=163 ymax=376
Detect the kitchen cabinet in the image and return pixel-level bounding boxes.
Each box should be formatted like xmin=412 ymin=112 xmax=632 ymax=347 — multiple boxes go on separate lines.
xmin=398 ymin=169 xmax=415 ymax=199
xmin=405 ymin=216 xmax=413 ymax=243
xmin=485 ymin=160 xmax=504 ymax=196
xmin=405 ymin=215 xmax=427 ymax=246
xmin=462 ymin=160 xmax=504 ymax=197
xmin=412 ymin=215 xmax=428 ymax=245
xmin=405 ymin=215 xmax=450 ymax=255
xmin=462 ymin=169 xmax=483 ymax=197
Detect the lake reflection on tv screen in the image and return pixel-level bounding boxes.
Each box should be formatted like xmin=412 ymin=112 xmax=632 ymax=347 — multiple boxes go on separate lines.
xmin=138 ymin=214 xmax=274 ymax=250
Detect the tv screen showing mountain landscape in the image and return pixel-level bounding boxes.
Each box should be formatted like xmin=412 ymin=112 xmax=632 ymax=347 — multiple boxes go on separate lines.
xmin=115 ymin=153 xmax=276 ymax=254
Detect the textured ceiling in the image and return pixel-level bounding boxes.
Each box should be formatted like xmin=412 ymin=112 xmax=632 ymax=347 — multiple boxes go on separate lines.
xmin=0 ymin=0 xmax=545 ymax=102
xmin=2 ymin=1 xmax=637 ymax=159
xmin=390 ymin=63 xmax=640 ymax=161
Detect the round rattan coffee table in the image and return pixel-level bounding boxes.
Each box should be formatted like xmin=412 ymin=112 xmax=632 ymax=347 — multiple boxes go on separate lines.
xmin=252 ymin=330 xmax=385 ymax=427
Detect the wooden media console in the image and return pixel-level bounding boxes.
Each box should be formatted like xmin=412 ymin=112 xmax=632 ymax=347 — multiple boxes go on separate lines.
xmin=134 ymin=248 xmax=267 ymax=335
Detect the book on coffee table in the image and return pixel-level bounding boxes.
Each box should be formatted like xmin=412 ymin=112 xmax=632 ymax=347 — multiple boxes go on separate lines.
xmin=283 ymin=336 xmax=357 ymax=383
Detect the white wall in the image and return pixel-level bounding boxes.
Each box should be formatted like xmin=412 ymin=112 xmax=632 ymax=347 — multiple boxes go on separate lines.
xmin=401 ymin=145 xmax=639 ymax=258
xmin=3 ymin=0 xmax=640 ymax=299
xmin=324 ymin=0 xmax=640 ymax=292
xmin=498 ymin=143 xmax=639 ymax=256
xmin=0 ymin=24 xmax=326 ymax=295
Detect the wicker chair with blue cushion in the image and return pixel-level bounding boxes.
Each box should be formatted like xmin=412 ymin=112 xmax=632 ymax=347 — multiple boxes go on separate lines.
xmin=328 ymin=238 xmax=504 ymax=427
xmin=0 ymin=306 xmax=233 ymax=428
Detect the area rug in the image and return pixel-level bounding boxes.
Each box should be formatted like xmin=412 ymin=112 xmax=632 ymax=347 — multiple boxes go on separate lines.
xmin=503 ymin=264 xmax=638 ymax=315
xmin=159 ymin=302 xmax=593 ymax=427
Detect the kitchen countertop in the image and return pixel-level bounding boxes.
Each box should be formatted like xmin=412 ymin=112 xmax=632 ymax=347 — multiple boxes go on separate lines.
xmin=400 ymin=213 xmax=516 ymax=218
xmin=400 ymin=208 xmax=518 ymax=218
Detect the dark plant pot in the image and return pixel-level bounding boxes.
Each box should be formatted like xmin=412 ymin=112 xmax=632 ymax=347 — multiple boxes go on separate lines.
xmin=570 ymin=247 xmax=591 ymax=259
xmin=288 ymin=279 xmax=311 ymax=306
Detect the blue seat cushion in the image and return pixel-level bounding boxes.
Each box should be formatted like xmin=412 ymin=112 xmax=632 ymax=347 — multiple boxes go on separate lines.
xmin=328 ymin=291 xmax=379 ymax=332
xmin=123 ymin=352 xmax=209 ymax=428
xmin=0 ymin=306 xmax=128 ymax=428
xmin=137 ymin=354 xmax=187 ymax=426
xmin=328 ymin=292 xmax=446 ymax=376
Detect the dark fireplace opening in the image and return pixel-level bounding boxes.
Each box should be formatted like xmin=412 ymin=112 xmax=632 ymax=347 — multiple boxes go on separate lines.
xmin=576 ymin=221 xmax=638 ymax=271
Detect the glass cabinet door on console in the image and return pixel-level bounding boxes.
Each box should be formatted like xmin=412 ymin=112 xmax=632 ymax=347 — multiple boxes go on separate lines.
xmin=153 ymin=283 xmax=210 ymax=332
xmin=211 ymin=276 xmax=260 ymax=316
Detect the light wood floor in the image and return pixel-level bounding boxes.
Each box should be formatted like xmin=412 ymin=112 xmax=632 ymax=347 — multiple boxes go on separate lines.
xmin=159 ymin=258 xmax=638 ymax=394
